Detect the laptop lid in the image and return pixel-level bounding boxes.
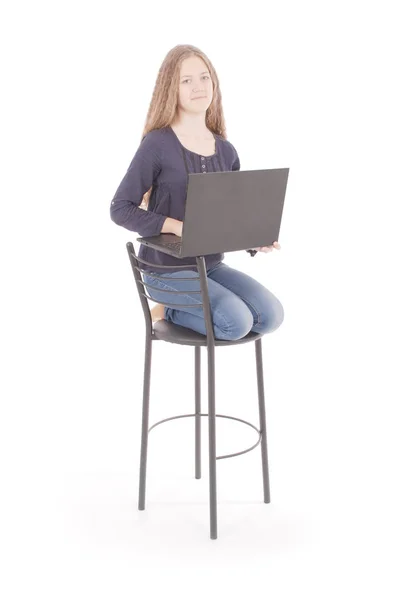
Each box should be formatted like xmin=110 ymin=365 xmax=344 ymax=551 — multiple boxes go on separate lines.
xmin=179 ymin=168 xmax=289 ymax=257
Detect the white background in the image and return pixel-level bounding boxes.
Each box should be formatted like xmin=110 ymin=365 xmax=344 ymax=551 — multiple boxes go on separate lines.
xmin=1 ymin=0 xmax=400 ymax=597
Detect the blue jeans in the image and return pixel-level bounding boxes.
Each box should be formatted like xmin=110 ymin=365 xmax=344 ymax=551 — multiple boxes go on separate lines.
xmin=143 ymin=261 xmax=284 ymax=341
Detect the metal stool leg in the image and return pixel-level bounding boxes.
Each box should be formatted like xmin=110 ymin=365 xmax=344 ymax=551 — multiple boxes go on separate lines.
xmin=138 ymin=336 xmax=152 ymax=510
xmin=208 ymin=344 xmax=218 ymax=539
xmin=195 ymin=346 xmax=201 ymax=479
xmin=255 ymin=338 xmax=271 ymax=503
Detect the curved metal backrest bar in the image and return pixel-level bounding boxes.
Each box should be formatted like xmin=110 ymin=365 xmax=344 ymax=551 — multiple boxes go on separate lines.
xmin=133 ymin=264 xmax=201 ymax=281
xmin=125 ymin=241 xmax=216 ymax=344
xmin=128 ymin=251 xmax=202 ymax=271
xmin=135 ymin=278 xmax=202 ymax=295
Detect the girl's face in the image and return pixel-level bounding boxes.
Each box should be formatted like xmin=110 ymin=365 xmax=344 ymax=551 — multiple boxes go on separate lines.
xmin=177 ymin=56 xmax=214 ymax=115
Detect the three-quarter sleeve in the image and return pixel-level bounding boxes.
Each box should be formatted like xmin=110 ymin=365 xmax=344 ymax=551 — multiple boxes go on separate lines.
xmin=231 ymin=144 xmax=258 ymax=257
xmin=110 ymin=131 xmax=167 ymax=237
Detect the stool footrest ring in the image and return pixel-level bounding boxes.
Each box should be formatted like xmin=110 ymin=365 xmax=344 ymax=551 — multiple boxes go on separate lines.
xmin=148 ymin=413 xmax=262 ymax=460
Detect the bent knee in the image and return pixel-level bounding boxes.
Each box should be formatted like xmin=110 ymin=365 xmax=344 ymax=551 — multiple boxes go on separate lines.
xmin=274 ymin=299 xmax=285 ymax=328
xmin=260 ymin=297 xmax=285 ymax=333
xmin=213 ymin=300 xmax=254 ymax=341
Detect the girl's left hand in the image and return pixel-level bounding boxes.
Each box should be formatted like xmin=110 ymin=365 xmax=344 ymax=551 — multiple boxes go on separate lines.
xmin=251 ymin=241 xmax=281 ymax=253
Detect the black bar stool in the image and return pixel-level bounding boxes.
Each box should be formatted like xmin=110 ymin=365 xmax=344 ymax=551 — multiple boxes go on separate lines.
xmin=126 ymin=241 xmax=271 ymax=540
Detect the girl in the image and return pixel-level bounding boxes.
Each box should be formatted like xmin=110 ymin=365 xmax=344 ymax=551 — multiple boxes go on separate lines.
xmin=110 ymin=44 xmax=284 ymax=341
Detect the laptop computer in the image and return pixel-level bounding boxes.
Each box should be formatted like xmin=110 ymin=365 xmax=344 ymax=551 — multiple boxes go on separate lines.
xmin=136 ymin=168 xmax=289 ymax=258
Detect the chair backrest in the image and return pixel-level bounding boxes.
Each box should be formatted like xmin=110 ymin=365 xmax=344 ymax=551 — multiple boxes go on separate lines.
xmin=126 ymin=242 xmax=215 ymax=341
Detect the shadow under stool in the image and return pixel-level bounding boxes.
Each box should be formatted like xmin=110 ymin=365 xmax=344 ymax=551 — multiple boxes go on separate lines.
xmin=126 ymin=241 xmax=271 ymax=540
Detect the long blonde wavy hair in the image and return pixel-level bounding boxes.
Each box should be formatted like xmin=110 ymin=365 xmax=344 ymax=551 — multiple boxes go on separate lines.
xmin=139 ymin=44 xmax=228 ymax=210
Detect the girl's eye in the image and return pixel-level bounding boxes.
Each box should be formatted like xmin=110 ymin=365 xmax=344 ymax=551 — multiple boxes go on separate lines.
xmin=182 ymin=75 xmax=210 ymax=83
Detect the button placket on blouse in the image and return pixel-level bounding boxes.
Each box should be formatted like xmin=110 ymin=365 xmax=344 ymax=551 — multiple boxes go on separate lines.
xmin=180 ymin=144 xmax=223 ymax=175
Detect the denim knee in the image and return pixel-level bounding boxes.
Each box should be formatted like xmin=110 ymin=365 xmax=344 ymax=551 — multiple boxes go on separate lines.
xmin=258 ymin=298 xmax=285 ymax=334
xmin=214 ymin=306 xmax=254 ymax=341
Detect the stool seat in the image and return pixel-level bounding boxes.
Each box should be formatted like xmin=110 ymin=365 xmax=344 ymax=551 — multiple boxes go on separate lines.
xmin=152 ymin=319 xmax=264 ymax=347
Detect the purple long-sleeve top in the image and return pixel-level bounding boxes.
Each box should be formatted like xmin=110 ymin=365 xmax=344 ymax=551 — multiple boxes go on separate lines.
xmin=110 ymin=125 xmax=256 ymax=273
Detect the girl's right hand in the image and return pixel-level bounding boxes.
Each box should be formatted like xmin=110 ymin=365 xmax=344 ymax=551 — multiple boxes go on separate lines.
xmin=174 ymin=220 xmax=183 ymax=237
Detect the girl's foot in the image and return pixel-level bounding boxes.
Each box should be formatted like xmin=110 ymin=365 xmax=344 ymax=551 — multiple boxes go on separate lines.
xmin=150 ymin=303 xmax=165 ymax=323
